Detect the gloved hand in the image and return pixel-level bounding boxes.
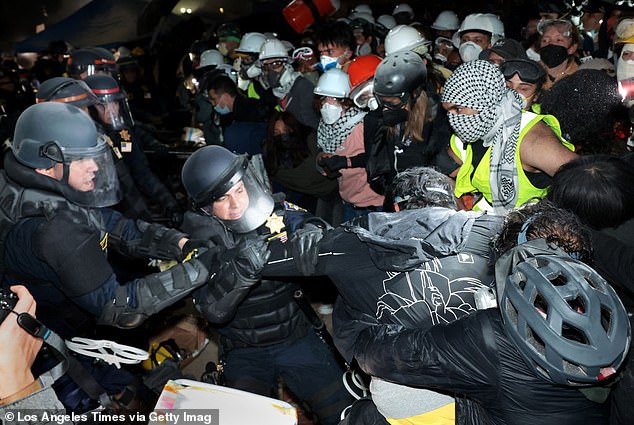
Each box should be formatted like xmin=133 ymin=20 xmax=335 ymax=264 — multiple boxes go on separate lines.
xmin=320 ymin=155 xmax=348 ymax=173
xmin=290 ymin=218 xmax=332 ymax=276
xmin=181 ymin=239 xmax=213 ymax=262
xmin=226 ymin=237 xmax=271 ymax=282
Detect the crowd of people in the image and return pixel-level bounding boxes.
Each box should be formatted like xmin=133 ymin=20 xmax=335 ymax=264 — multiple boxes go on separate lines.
xmin=1 ymin=1 xmax=634 ymax=424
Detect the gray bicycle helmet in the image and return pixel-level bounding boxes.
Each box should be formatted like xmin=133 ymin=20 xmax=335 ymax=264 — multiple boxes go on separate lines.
xmin=498 ymin=240 xmax=630 ymax=386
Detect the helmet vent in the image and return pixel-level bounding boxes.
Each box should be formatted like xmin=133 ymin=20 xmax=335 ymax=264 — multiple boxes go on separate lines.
xmin=600 ymin=306 xmax=613 ymax=334
xmin=561 ymin=322 xmax=588 ymax=344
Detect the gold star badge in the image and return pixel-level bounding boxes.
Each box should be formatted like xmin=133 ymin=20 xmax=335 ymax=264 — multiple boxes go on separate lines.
xmin=119 ymin=129 xmax=131 ymax=141
xmin=265 ymin=212 xmax=285 ymax=235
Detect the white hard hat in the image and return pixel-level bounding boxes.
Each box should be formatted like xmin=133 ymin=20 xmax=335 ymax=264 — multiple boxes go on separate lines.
xmin=350 ymin=11 xmax=375 ymax=25
xmin=259 ymin=38 xmax=289 ymax=61
xmin=350 ymin=4 xmax=373 ymax=16
xmin=392 ymin=3 xmax=414 ymax=19
xmin=431 ymin=10 xmax=459 ymax=31
xmin=377 ymin=15 xmax=397 ymax=30
xmin=314 ymin=68 xmax=350 ymax=98
xmin=481 ymin=13 xmax=505 ymax=39
xmin=453 ymin=13 xmax=502 ymax=47
xmin=199 ymin=49 xmax=224 ymax=68
xmin=385 ymin=25 xmax=429 ymax=55
xmin=235 ymin=32 xmax=267 ymax=54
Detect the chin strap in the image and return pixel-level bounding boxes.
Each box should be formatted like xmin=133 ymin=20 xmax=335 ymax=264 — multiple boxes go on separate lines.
xmin=65 ymin=337 xmax=149 ymax=369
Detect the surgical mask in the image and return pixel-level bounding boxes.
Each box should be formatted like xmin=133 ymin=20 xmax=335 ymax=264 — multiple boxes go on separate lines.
xmin=319 ymin=55 xmax=342 ymax=72
xmin=320 ymin=103 xmax=343 ymax=124
xmin=357 ymin=42 xmax=372 ymax=56
xmin=539 ymin=44 xmax=568 ymax=68
xmin=214 ymin=103 xmax=230 ymax=115
xmin=459 ymin=42 xmax=483 ymax=62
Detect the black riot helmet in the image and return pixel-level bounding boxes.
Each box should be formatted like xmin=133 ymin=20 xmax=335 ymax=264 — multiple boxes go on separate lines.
xmin=181 ymin=145 xmax=274 ymax=233
xmin=67 ymin=48 xmax=101 ymax=79
xmin=11 ymin=102 xmax=120 ymax=207
xmin=92 ymin=47 xmax=117 ymax=76
xmin=373 ymin=51 xmax=427 ymax=108
xmin=35 ymin=77 xmax=99 ymax=109
xmin=84 ymin=74 xmax=134 ymax=130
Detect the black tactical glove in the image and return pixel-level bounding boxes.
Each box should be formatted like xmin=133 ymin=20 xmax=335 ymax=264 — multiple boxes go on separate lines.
xmin=180 ymin=239 xmax=213 ymax=262
xmin=290 ymin=218 xmax=332 ymax=276
xmin=320 ymin=155 xmax=348 ymax=173
xmin=224 ymin=237 xmax=271 ymax=282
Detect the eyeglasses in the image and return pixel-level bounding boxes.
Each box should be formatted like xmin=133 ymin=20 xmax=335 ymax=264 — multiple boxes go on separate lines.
xmin=499 ymin=59 xmax=546 ymax=84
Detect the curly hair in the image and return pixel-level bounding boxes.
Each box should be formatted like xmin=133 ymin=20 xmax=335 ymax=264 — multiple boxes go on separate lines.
xmin=492 ymin=201 xmax=592 ymax=263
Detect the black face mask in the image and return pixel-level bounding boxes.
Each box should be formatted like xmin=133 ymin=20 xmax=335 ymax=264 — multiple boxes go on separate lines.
xmin=382 ymin=108 xmax=409 ymax=126
xmin=266 ymin=70 xmax=283 ymax=88
xmin=273 ymin=133 xmax=296 ymax=148
xmin=539 ymin=44 xmax=569 ymax=68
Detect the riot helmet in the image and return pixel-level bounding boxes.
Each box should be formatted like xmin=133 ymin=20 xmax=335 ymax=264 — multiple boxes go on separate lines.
xmin=67 ymin=48 xmax=101 ymax=79
xmin=36 ymin=77 xmax=99 ymax=109
xmin=11 ymin=102 xmax=120 ymax=207
xmin=495 ymin=239 xmax=631 ymax=386
xmin=181 ymin=146 xmax=274 ymax=233
xmin=92 ymin=47 xmax=118 ymax=76
xmin=84 ymin=74 xmax=134 ymax=130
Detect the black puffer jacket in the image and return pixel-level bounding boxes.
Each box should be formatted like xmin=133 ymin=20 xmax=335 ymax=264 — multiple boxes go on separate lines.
xmin=350 ymin=308 xmax=610 ymax=425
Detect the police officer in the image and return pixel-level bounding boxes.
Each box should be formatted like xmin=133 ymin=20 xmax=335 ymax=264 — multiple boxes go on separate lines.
xmin=0 ymin=102 xmax=241 ymax=410
xmin=84 ymin=74 xmax=182 ymax=224
xmin=180 ymin=145 xmax=354 ymax=425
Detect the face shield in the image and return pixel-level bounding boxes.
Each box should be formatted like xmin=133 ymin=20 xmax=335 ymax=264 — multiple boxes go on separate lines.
xmin=93 ymin=91 xmax=134 ymax=130
xmin=199 ymin=157 xmax=274 ymax=233
xmin=40 ymin=134 xmax=121 ymax=207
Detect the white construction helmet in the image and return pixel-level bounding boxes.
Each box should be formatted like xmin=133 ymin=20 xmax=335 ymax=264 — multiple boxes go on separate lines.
xmin=313 ymin=69 xmax=350 ymax=98
xmin=384 ymin=25 xmax=429 ymax=55
xmin=377 ymin=14 xmax=397 ymax=30
xmin=350 ymin=4 xmax=373 ymax=17
xmin=431 ymin=10 xmax=459 ymax=31
xmin=258 ymin=38 xmax=289 ymax=61
xmin=235 ymin=32 xmax=267 ymax=55
xmin=350 ymin=11 xmax=375 ymax=25
xmin=199 ymin=49 xmax=224 ymax=68
xmin=482 ymin=13 xmax=505 ymax=39
xmin=453 ymin=13 xmax=501 ymax=47
xmin=392 ymin=3 xmax=414 ymax=20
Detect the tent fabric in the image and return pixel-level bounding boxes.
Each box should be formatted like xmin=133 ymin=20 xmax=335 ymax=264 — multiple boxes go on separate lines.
xmin=14 ymin=0 xmax=151 ymax=52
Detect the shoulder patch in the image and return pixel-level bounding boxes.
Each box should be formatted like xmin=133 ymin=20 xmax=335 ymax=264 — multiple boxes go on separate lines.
xmin=282 ymin=201 xmax=307 ymax=212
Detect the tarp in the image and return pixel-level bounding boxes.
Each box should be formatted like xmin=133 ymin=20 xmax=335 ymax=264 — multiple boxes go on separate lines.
xmin=14 ymin=0 xmax=151 ymax=52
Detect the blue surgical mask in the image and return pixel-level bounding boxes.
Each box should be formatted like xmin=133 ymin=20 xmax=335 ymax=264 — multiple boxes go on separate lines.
xmin=214 ymin=103 xmax=230 ymax=115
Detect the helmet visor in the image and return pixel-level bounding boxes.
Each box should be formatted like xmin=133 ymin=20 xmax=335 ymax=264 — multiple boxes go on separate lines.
xmin=200 ymin=160 xmax=274 ymax=234
xmin=56 ymin=134 xmax=121 ymax=207
xmin=93 ymin=94 xmax=134 ymax=130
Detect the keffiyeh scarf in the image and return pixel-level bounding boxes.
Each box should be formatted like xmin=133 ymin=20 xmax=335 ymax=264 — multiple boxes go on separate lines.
xmin=317 ymin=107 xmax=366 ymax=153
xmin=442 ymin=60 xmax=523 ymax=214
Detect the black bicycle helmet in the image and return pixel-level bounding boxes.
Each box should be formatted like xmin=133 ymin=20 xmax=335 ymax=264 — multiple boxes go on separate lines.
xmin=499 ymin=242 xmax=630 ymax=386
xmin=373 ymin=51 xmax=427 ymax=97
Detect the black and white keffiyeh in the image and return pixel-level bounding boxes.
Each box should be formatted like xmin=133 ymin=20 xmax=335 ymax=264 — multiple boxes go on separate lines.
xmin=442 ymin=60 xmax=523 ymax=214
xmin=317 ymin=107 xmax=366 ymax=153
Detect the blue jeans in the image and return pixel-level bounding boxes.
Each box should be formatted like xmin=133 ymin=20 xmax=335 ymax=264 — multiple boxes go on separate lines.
xmin=222 ymin=331 xmax=353 ymax=425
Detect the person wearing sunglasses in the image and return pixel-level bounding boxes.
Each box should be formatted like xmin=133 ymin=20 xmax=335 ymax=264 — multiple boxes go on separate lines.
xmin=499 ymin=58 xmax=547 ymax=111
xmin=537 ymin=19 xmax=581 ymax=90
